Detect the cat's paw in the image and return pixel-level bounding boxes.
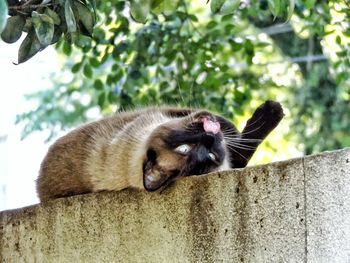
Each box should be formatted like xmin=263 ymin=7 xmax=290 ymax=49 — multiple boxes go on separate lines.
xmin=242 ymin=100 xmax=284 ymax=136
xmin=261 ymin=100 xmax=284 ymax=119
xmin=253 ymin=100 xmax=284 ymax=124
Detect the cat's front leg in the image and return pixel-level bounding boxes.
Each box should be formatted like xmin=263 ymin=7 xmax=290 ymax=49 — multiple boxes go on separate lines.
xmin=224 ymin=100 xmax=284 ymax=168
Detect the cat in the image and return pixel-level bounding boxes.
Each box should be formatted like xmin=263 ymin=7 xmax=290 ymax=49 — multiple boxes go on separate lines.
xmin=36 ymin=100 xmax=284 ymax=201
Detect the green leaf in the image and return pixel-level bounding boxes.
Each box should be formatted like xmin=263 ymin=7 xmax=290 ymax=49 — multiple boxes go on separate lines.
xmin=219 ymin=0 xmax=240 ymax=15
xmin=151 ymin=0 xmax=163 ymax=10
xmin=210 ymin=0 xmax=239 ymax=15
xmin=1 ymin=16 xmax=25 ymax=43
xmin=106 ymin=75 xmax=113 ymax=85
xmin=23 ymin=17 xmax=33 ymax=33
xmin=89 ymin=57 xmax=99 ymax=67
xmin=210 ymin=0 xmax=225 ymax=13
xmin=98 ymin=92 xmax=105 ymax=108
xmin=336 ymin=50 xmax=347 ymax=57
xmin=230 ymin=40 xmax=243 ymax=51
xmin=188 ymin=14 xmax=198 ymax=22
xmin=45 ymin=8 xmax=61 ymax=25
xmin=336 ymin=35 xmax=341 ymax=45
xmin=51 ymin=26 xmax=63 ymax=44
xmin=75 ymin=34 xmax=92 ymax=49
xmin=94 ymin=79 xmax=103 ymax=90
xmin=244 ymin=39 xmax=254 ymax=54
xmin=71 ymin=61 xmax=83 ymax=73
xmin=0 ymin=0 xmax=8 ymax=34
xmin=304 ymin=0 xmax=316 ymax=9
xmin=63 ymin=41 xmax=72 ymax=55
xmin=206 ymin=21 xmax=217 ymax=30
xmin=256 ymin=42 xmax=270 ymax=48
xmin=112 ymin=41 xmax=128 ymax=58
xmin=268 ymin=0 xmax=281 ymax=18
xmin=64 ymin=31 xmax=80 ymax=44
xmin=108 ymin=91 xmax=115 ymax=103
xmin=151 ymin=0 xmax=180 ymax=15
xmin=86 ymin=0 xmax=97 ymax=16
xmin=116 ymin=1 xmax=126 ymax=11
xmin=130 ymin=0 xmax=151 ymax=23
xmin=112 ymin=64 xmax=119 ymax=71
xmin=335 ymin=71 xmax=347 ymax=85
xmin=129 ymin=69 xmax=141 ymax=79
xmin=65 ymin=0 xmax=77 ymax=32
xmin=18 ymin=29 xmax=42 ymax=64
xmin=286 ymin=0 xmax=295 ymax=21
xmin=32 ymin=11 xmax=55 ymax=47
xmin=83 ymin=64 xmax=93 ymax=78
xmin=73 ymin=0 xmax=95 ymax=36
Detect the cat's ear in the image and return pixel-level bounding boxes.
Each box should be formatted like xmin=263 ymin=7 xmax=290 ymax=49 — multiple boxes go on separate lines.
xmin=143 ymin=149 xmax=174 ymax=192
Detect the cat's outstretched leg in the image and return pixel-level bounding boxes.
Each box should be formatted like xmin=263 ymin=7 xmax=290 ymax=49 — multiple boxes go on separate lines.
xmin=221 ymin=100 xmax=284 ymax=168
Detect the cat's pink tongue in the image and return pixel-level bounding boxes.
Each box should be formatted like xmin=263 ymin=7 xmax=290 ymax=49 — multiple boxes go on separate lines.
xmin=203 ymin=117 xmax=220 ymax=134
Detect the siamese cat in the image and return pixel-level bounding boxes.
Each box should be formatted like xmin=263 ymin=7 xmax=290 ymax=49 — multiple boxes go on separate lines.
xmin=36 ymin=100 xmax=284 ymax=201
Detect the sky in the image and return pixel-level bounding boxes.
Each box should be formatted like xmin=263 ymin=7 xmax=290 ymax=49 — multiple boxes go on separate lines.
xmin=0 ymin=37 xmax=59 ymax=211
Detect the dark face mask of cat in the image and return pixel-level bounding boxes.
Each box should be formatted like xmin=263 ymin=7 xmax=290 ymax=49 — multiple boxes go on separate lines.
xmin=143 ymin=114 xmax=226 ymax=192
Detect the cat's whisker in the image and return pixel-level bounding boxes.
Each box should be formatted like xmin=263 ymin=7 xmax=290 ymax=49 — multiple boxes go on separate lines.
xmin=222 ymin=120 xmax=266 ymax=137
xmin=221 ymin=127 xmax=238 ymax=133
xmin=225 ymin=139 xmax=261 ymax=144
xmin=221 ymin=130 xmax=241 ymax=136
xmin=226 ymin=145 xmax=256 ymax=151
xmin=223 ymin=136 xmax=262 ymax=142
xmin=222 ymin=133 xmax=261 ymax=140
xmin=239 ymin=122 xmax=266 ymax=136
xmin=224 ymin=133 xmax=236 ymax=137
xmin=226 ymin=145 xmax=248 ymax=160
xmin=225 ymin=143 xmax=256 ymax=151
xmin=227 ymin=145 xmax=255 ymax=151
xmin=224 ymin=140 xmax=257 ymax=147
xmin=242 ymin=114 xmax=263 ymax=129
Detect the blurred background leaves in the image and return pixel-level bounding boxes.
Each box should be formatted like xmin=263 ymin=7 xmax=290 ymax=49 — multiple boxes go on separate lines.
xmin=1 ymin=0 xmax=349 ymax=162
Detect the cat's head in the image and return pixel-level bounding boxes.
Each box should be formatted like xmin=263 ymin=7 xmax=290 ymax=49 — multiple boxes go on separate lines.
xmin=143 ymin=111 xmax=228 ymax=192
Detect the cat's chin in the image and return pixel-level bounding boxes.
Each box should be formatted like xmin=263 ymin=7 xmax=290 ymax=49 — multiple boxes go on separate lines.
xmin=143 ymin=175 xmax=178 ymax=193
xmin=218 ymin=157 xmax=232 ymax=171
xmin=143 ymin=168 xmax=180 ymax=192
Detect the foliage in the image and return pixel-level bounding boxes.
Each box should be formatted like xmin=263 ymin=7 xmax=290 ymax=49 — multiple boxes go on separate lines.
xmin=4 ymin=0 xmax=350 ymax=157
xmin=0 ymin=0 xmax=7 ymax=33
xmin=1 ymin=0 xmax=96 ymax=63
xmin=290 ymin=1 xmax=350 ymax=154
xmin=1 ymin=0 xmax=294 ymax=63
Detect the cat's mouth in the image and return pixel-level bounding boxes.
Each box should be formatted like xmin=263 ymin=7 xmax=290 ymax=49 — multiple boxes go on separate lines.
xmin=143 ymin=167 xmax=180 ymax=192
xmin=142 ymin=147 xmax=184 ymax=192
xmin=157 ymin=172 xmax=181 ymax=193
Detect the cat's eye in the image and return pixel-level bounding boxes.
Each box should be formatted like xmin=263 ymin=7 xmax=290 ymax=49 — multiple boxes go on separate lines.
xmin=174 ymin=144 xmax=192 ymax=155
xmin=208 ymin=153 xmax=216 ymax=161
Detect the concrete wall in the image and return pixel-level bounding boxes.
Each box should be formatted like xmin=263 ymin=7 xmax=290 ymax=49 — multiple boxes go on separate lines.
xmin=0 ymin=148 xmax=349 ymax=263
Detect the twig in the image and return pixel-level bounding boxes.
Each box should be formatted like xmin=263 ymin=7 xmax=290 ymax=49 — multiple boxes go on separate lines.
xmin=9 ymin=3 xmax=53 ymax=9
xmin=8 ymin=3 xmax=53 ymax=11
xmin=344 ymin=0 xmax=350 ymax=9
xmin=22 ymin=0 xmax=46 ymax=7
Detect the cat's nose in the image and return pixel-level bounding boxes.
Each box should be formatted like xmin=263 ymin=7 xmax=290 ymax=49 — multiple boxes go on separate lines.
xmin=202 ymin=133 xmax=215 ymax=148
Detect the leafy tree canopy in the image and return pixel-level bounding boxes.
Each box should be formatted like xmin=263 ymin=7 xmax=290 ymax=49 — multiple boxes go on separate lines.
xmin=0 ymin=0 xmax=349 ymax=161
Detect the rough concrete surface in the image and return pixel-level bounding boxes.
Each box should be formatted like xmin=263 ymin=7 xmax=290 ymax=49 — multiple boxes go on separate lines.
xmin=0 ymin=148 xmax=349 ymax=263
